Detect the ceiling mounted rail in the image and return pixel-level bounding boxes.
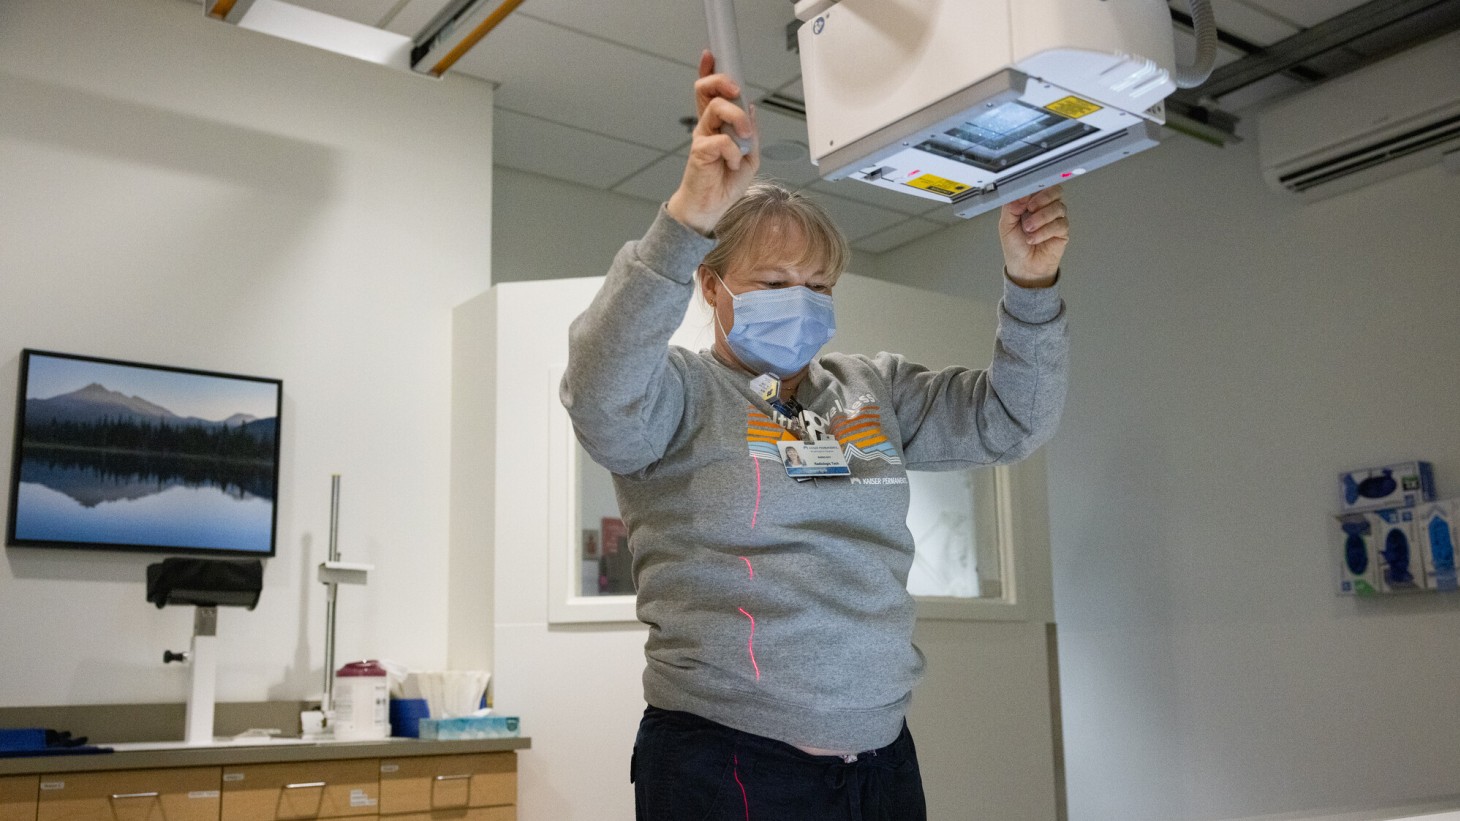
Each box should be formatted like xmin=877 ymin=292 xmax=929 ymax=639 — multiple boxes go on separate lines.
xmin=1164 ymin=0 xmax=1460 ymax=146
xmin=203 ymin=0 xmax=524 ymax=78
xmin=1186 ymin=0 xmax=1460 ymax=100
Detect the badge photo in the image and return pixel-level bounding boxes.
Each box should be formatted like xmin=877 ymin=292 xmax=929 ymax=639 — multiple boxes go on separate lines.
xmin=778 ymin=440 xmax=851 ymax=478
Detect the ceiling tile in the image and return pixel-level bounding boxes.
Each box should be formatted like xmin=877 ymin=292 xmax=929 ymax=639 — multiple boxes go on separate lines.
xmin=449 ymin=14 xmax=767 ymax=152
xmin=284 ymin=0 xmax=402 ymax=26
xmin=753 ymin=107 xmax=819 ymax=188
xmin=1202 ymin=0 xmax=1303 ymax=46
xmin=608 ymin=108 xmax=823 ymax=200
xmin=518 ymin=0 xmax=802 ymax=91
xmin=918 ymin=205 xmax=967 ymax=226
xmin=799 ymin=190 xmax=908 ymax=242
xmin=850 ymin=218 xmax=946 ymax=255
xmin=1237 ymin=0 xmax=1371 ymax=29
xmin=611 ymin=152 xmax=689 ymax=204
xmin=726 ymin=0 xmax=805 ymax=91
xmin=1215 ymin=72 xmax=1306 ymax=112
xmin=494 ymin=109 xmax=667 ymax=190
xmin=805 ymin=178 xmax=941 ymax=218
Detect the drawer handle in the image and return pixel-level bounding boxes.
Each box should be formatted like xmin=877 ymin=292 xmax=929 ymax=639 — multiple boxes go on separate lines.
xmin=285 ymin=781 xmax=328 ymax=790
xmin=110 ymin=792 xmax=160 ymax=800
xmin=435 ymin=775 xmax=471 ymax=782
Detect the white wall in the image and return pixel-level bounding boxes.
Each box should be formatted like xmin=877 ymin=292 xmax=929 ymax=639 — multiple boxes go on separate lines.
xmin=877 ymin=131 xmax=1460 ymax=819
xmin=492 ymin=168 xmax=661 ymax=285
xmin=0 ymin=0 xmax=493 ymax=706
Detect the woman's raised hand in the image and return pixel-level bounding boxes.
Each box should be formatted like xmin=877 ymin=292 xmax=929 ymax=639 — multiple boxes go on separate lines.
xmin=999 ymin=185 xmax=1069 ymax=287
xmin=667 ymin=50 xmax=760 ymax=236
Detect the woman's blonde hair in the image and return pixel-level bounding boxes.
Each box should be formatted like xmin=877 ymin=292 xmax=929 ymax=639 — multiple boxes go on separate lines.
xmin=701 ymin=180 xmax=850 ymax=284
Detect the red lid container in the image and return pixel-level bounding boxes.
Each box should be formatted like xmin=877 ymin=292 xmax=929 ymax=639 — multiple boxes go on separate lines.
xmin=336 ymin=660 xmax=387 ymax=677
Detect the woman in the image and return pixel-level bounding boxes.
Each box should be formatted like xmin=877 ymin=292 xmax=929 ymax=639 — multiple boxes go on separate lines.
xmin=561 ymin=52 xmax=1070 ymax=820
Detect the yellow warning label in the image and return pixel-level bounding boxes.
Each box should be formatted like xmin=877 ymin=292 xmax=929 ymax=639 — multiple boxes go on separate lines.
xmin=1046 ymin=95 xmax=1102 ymax=119
xmin=904 ymin=173 xmax=971 ymax=198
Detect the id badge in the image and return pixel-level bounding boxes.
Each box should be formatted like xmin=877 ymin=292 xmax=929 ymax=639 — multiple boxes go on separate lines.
xmin=778 ymin=440 xmax=851 ymax=479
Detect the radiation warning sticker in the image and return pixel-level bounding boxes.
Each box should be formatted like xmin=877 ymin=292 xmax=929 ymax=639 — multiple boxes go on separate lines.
xmin=904 ymin=173 xmax=972 ymax=197
xmin=1045 ymin=95 xmax=1102 ymax=119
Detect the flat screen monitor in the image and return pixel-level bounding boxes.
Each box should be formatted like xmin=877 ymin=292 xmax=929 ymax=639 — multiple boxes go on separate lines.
xmin=7 ymin=349 xmax=283 ymax=557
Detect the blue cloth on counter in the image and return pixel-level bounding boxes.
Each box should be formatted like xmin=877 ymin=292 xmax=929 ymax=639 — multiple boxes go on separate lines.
xmin=0 ymin=727 xmax=110 ymax=757
xmin=0 ymin=728 xmax=46 ymax=752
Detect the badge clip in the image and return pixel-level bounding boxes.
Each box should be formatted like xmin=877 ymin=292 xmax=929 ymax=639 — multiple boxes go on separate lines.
xmin=750 ymin=373 xmax=779 ymax=402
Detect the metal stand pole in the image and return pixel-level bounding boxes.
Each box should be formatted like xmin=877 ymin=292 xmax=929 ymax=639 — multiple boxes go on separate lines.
xmin=704 ymin=0 xmax=751 ymax=154
xmin=322 ymin=474 xmax=342 ymax=714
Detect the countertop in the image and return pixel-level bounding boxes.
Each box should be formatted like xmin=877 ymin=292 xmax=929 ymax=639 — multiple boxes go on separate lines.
xmin=0 ymin=735 xmax=531 ymax=776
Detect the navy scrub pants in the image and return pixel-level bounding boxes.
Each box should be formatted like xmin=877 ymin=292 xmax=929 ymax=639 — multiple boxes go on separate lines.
xmin=632 ymin=705 xmax=928 ymax=821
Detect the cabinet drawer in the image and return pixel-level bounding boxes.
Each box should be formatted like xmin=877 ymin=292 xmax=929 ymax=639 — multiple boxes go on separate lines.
xmin=36 ymin=767 xmax=221 ymax=821
xmin=378 ymin=753 xmax=515 ymax=814
xmin=0 ymin=774 xmax=38 ymax=821
xmin=381 ymin=807 xmax=514 ymax=821
xmin=221 ymin=760 xmax=378 ymax=820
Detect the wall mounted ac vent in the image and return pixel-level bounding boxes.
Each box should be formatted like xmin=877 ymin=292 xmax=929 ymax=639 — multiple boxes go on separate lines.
xmin=1258 ymin=30 xmax=1460 ymax=202
xmin=1276 ymin=114 xmax=1460 ymax=194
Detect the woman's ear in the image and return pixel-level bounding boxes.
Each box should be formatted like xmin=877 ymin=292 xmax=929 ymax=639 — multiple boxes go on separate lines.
xmin=698 ymin=265 xmax=716 ymax=308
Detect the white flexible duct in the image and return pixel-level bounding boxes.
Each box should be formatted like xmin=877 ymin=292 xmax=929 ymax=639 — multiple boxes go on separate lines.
xmin=1174 ymin=0 xmax=1218 ymax=88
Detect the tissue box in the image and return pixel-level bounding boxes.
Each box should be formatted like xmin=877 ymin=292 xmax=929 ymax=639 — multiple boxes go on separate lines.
xmin=1339 ymin=461 xmax=1435 ymax=513
xmin=1413 ymin=499 xmax=1459 ymax=591
xmin=1336 ymin=512 xmax=1381 ymax=597
xmin=1373 ymin=508 xmax=1424 ymax=593
xmin=418 ymin=715 xmax=520 ymax=740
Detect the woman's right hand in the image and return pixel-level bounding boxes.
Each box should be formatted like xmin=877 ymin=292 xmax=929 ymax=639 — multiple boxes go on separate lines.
xmin=666 ymin=50 xmax=760 ymax=236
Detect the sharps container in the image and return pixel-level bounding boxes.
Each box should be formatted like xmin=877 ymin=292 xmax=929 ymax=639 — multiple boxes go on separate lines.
xmin=332 ymin=660 xmax=389 ymax=741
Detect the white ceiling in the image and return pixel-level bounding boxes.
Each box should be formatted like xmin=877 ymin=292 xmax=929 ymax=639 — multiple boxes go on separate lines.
xmin=284 ymin=0 xmax=1435 ymax=254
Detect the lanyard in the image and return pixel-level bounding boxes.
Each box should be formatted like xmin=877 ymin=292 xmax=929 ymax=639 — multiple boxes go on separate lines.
xmin=750 ymin=373 xmax=813 ymax=445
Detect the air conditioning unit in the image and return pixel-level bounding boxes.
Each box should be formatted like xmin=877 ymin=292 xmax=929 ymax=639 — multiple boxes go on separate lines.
xmin=1257 ymin=29 xmax=1460 ymax=202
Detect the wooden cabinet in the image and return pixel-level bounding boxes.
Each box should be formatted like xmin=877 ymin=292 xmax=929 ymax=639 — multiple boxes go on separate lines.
xmin=0 ymin=775 xmax=38 ymax=821
xmin=0 ymin=741 xmax=523 ymax=821
xmin=36 ymin=767 xmax=221 ymax=821
xmin=377 ymin=753 xmax=514 ymax=817
xmin=221 ymin=760 xmax=379 ymax=820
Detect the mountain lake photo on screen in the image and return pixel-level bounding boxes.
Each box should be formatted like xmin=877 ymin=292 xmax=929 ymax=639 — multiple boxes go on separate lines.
xmin=12 ymin=352 xmax=280 ymax=554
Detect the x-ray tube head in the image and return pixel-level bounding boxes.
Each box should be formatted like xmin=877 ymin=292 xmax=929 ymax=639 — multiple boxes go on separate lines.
xmin=795 ymin=0 xmax=1180 ymax=217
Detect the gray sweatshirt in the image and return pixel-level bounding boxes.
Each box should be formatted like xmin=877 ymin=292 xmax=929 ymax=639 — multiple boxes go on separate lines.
xmin=561 ymin=206 xmax=1068 ymax=752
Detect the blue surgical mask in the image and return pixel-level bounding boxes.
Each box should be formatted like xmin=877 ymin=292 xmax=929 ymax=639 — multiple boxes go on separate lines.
xmin=713 ymin=273 xmax=836 ymax=378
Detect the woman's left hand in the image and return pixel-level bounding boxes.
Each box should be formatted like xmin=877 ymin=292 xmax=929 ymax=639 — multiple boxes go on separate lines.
xmin=998 ymin=185 xmax=1068 ymax=287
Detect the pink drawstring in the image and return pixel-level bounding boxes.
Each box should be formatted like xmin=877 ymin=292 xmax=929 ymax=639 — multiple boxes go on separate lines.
xmin=737 ymin=607 xmax=761 ymax=680
xmin=733 ymin=754 xmax=750 ymax=821
xmin=742 ymin=458 xmax=763 ymax=684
